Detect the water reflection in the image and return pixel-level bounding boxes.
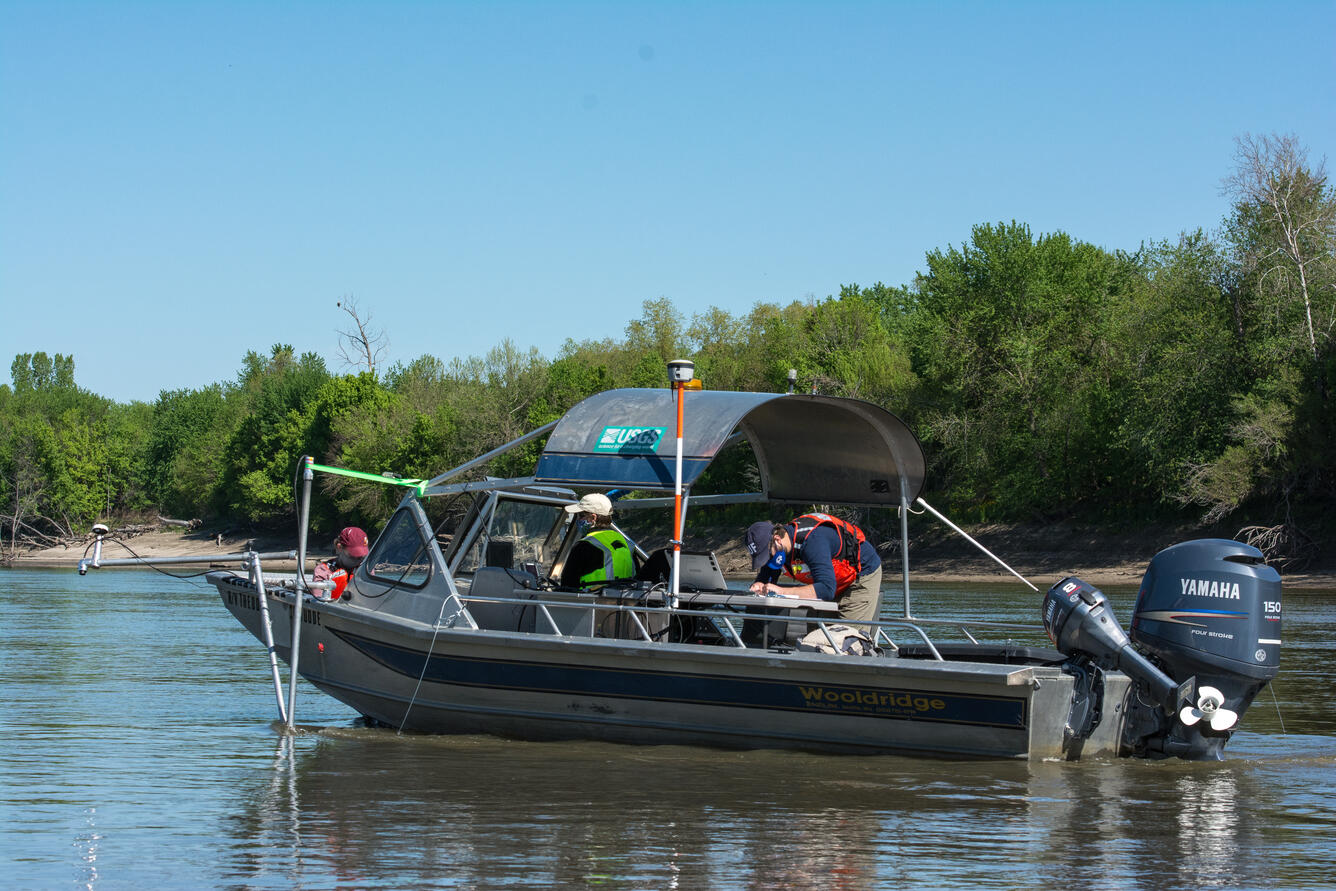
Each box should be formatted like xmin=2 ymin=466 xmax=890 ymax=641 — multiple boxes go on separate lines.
xmin=1027 ymin=761 xmax=1243 ymax=890
xmin=217 ymin=726 xmax=1328 ymax=890
xmin=228 ymin=731 xmax=1014 ymax=888
xmin=75 ymin=806 xmax=101 ymax=891
xmin=1173 ymin=769 xmax=1239 ymax=885
xmin=5 ymin=569 xmax=1335 ymax=890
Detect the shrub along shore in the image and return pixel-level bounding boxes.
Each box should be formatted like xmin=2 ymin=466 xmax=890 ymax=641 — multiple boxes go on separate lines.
xmin=16 ymin=524 xmax=1333 ymax=591
xmin=3 ymin=135 xmax=1332 ymax=572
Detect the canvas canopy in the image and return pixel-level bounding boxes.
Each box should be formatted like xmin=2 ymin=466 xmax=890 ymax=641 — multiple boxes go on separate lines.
xmin=533 ymin=388 xmax=925 ymax=507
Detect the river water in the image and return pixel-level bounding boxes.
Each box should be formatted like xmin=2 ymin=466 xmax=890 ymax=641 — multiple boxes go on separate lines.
xmin=3 ymin=567 xmax=1334 ymax=890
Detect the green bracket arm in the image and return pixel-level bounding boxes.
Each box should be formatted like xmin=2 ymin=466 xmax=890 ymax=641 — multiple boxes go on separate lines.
xmin=303 ymin=456 xmax=428 ymax=497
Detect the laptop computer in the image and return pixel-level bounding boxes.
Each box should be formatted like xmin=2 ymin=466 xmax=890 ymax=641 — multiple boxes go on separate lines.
xmin=637 ymin=548 xmax=729 ymax=591
xmin=675 ymin=550 xmax=729 ymax=592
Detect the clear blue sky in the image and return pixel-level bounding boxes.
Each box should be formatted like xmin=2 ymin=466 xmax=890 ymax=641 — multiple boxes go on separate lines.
xmin=3 ymin=1 xmax=1333 ymax=404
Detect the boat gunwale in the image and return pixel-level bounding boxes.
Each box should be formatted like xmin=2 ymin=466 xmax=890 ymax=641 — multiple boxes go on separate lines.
xmin=210 ymin=570 xmax=1065 ymax=687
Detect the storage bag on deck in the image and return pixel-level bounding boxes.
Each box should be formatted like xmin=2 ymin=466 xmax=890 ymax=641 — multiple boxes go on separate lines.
xmin=797 ymin=624 xmax=881 ymax=656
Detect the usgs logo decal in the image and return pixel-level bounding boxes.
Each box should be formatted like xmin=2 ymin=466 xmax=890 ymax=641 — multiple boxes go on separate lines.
xmin=594 ymin=426 xmax=666 ymax=454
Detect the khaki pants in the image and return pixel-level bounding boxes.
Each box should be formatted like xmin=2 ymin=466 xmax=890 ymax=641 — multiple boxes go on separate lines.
xmin=837 ymin=566 xmax=883 ymax=625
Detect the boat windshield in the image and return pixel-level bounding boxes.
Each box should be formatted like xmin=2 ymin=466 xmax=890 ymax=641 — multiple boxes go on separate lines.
xmin=455 ymin=496 xmax=570 ymax=576
xmin=364 ymin=508 xmax=433 ymax=588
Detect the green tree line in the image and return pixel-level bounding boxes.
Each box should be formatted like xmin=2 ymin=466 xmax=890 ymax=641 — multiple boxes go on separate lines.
xmin=3 ymin=134 xmax=1332 ymax=564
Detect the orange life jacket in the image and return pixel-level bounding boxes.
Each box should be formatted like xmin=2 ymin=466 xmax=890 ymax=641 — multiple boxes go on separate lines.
xmin=315 ymin=560 xmax=351 ymax=600
xmin=328 ymin=567 xmax=350 ymax=599
xmin=783 ymin=513 xmax=868 ymax=596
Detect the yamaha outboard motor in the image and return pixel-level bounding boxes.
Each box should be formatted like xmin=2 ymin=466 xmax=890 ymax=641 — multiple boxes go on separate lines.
xmin=1129 ymin=538 xmax=1282 ymax=758
xmin=1043 ymin=539 xmax=1282 ymax=760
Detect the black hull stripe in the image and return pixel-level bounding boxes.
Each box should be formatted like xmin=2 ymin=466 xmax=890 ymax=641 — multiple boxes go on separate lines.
xmin=330 ymin=628 xmax=1029 ymax=730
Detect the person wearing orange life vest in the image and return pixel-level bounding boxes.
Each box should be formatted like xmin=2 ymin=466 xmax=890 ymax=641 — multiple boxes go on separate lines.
xmin=312 ymin=526 xmax=369 ymax=601
xmin=746 ymin=514 xmax=883 ymax=623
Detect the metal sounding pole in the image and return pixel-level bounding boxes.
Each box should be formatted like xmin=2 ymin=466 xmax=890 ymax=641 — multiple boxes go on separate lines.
xmin=899 ymin=489 xmax=912 ymax=618
xmin=248 ymin=554 xmax=289 ymax=724
xmin=287 ymin=456 xmax=315 ymax=730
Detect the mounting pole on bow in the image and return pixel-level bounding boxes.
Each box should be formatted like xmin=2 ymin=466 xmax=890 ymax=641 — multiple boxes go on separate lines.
xmin=286 ymin=456 xmax=315 ymax=731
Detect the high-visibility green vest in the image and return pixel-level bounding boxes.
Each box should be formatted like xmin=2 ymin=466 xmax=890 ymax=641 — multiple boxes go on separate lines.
xmin=575 ymin=529 xmax=635 ymax=588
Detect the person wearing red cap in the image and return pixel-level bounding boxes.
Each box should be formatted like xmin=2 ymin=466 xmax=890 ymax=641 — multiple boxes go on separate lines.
xmin=312 ymin=526 xmax=370 ymax=601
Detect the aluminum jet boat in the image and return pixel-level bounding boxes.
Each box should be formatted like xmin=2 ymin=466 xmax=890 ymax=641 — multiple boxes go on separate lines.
xmin=81 ymin=373 xmax=1284 ymax=760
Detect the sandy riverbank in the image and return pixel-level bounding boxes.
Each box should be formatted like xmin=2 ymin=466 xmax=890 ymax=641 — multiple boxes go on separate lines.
xmin=12 ymin=526 xmax=1334 ymax=590
xmin=10 ymin=530 xmax=302 ymax=569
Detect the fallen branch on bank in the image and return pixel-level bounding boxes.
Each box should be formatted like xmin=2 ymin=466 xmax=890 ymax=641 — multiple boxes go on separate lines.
xmin=1237 ymin=523 xmax=1317 ymax=571
xmin=1 ymin=513 xmax=71 ymax=549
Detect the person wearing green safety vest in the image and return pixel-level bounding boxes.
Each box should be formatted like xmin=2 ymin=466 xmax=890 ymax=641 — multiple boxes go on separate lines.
xmin=559 ymin=492 xmax=636 ymax=590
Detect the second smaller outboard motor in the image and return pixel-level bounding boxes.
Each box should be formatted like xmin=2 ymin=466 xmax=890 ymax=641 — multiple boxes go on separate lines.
xmin=1043 ymin=577 xmax=1188 ymax=710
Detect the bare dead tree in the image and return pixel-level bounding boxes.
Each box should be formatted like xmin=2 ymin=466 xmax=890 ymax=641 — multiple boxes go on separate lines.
xmin=1237 ymin=523 xmax=1316 ymax=571
xmin=1223 ymin=133 xmax=1336 ymax=364
xmin=4 ymin=454 xmax=47 ymax=563
xmin=336 ymin=297 xmax=389 ymax=375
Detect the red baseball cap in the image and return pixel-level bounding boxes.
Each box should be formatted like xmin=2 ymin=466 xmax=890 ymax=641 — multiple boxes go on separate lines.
xmin=336 ymin=526 xmax=370 ymax=558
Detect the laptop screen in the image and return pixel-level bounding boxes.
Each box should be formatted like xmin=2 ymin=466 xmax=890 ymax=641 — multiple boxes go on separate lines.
xmin=674 ymin=551 xmax=728 ymax=592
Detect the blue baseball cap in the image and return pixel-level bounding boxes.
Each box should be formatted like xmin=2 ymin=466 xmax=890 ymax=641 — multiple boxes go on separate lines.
xmin=746 ymin=521 xmax=775 ymax=571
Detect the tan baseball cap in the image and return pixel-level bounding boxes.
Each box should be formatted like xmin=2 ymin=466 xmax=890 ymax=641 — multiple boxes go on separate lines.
xmin=564 ymin=493 xmax=613 ymax=517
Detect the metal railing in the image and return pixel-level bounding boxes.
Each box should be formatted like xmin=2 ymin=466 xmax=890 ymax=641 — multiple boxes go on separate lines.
xmin=454 ymin=592 xmax=967 ymax=658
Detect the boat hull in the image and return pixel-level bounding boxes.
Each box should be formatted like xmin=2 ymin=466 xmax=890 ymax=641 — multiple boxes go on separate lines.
xmin=215 ymin=573 xmax=1133 ymax=760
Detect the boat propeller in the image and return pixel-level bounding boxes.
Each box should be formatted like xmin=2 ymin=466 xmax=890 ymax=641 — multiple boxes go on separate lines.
xmin=1178 ymin=685 xmax=1239 ymax=732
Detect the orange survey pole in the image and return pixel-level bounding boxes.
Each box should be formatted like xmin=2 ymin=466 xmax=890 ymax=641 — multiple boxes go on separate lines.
xmin=666 ymin=360 xmax=695 ymax=608
xmin=672 ymin=378 xmax=684 ymax=600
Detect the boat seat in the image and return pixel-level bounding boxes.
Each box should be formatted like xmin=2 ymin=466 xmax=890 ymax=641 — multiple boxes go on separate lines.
xmin=466 ymin=566 xmax=540 ymax=632
xmin=467 ymin=566 xmax=597 ymax=637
